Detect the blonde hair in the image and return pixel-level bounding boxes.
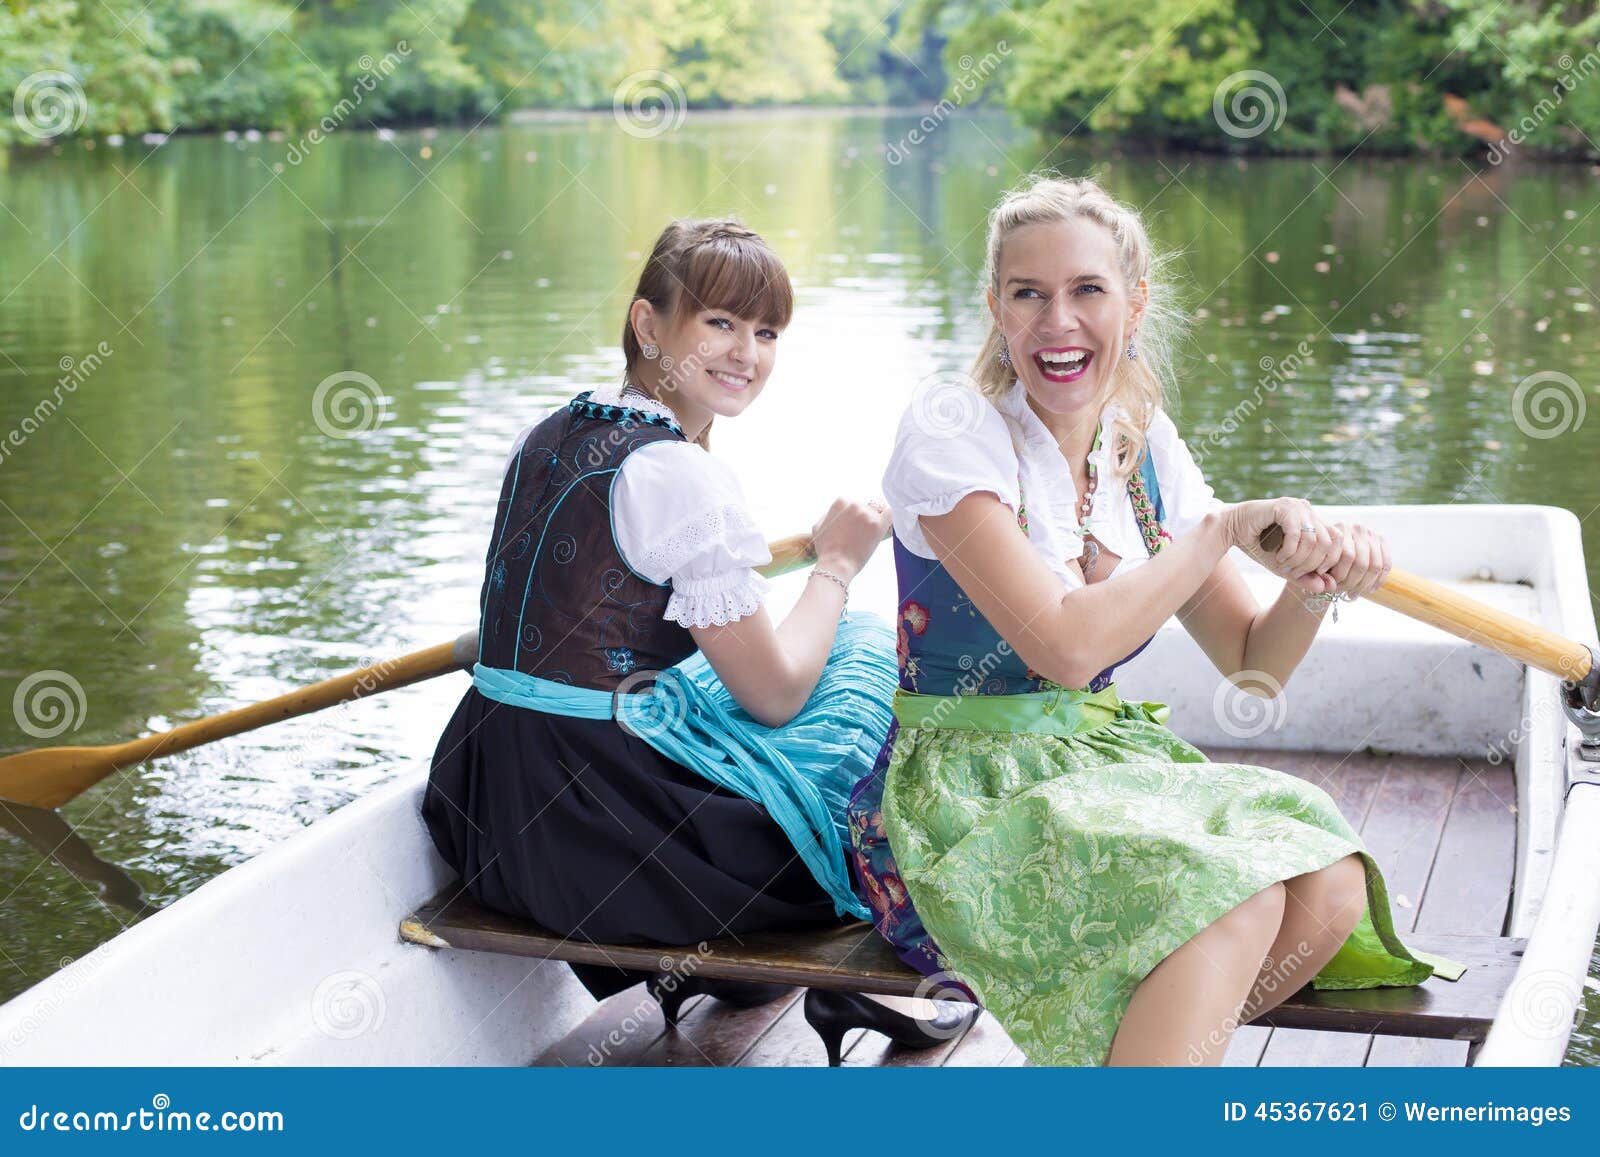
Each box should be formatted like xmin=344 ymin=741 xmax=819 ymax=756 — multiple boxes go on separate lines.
xmin=622 ymin=217 xmax=794 ymax=451
xmin=971 ymin=174 xmax=1186 ymax=479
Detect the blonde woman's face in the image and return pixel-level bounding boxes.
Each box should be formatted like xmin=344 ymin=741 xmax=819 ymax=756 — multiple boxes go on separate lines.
xmin=988 ymin=217 xmax=1142 ymax=416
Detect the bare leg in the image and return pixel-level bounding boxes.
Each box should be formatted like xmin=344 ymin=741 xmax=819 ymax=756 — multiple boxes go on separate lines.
xmin=1237 ymin=853 xmax=1367 ymax=1024
xmin=1106 ymin=881 xmax=1285 ymax=1066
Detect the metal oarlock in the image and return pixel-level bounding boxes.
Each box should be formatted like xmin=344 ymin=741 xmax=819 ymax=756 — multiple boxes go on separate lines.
xmin=1560 ymin=644 xmax=1600 ymax=762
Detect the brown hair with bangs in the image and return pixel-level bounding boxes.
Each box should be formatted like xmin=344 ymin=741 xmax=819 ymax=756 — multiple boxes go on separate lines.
xmin=622 ymin=218 xmax=794 ymax=448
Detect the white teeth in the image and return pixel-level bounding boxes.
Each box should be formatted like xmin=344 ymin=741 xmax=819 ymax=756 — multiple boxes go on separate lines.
xmin=1039 ymin=350 xmax=1087 ymax=368
xmin=710 ymin=370 xmax=749 ymax=387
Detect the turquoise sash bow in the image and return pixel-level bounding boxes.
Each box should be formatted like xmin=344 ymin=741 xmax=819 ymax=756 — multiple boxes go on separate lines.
xmin=471 ymin=614 xmax=900 ymax=923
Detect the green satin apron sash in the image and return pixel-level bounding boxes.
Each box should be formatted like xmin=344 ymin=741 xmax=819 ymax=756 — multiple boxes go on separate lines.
xmin=890 ymin=682 xmax=1171 ymax=738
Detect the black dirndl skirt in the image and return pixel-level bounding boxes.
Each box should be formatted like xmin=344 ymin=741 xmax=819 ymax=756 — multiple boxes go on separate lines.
xmin=422 ymin=686 xmax=847 ymax=999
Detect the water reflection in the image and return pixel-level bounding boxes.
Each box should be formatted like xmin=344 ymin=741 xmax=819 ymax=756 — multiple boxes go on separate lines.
xmin=0 ymin=802 xmax=149 ymax=917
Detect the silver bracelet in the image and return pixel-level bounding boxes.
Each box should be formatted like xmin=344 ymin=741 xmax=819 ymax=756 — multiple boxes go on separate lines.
xmin=810 ymin=566 xmax=851 ymax=619
xmin=1305 ymin=589 xmax=1357 ymax=624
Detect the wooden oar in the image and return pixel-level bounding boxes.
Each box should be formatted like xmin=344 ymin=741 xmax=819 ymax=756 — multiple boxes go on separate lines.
xmin=1258 ymin=524 xmax=1594 ymax=686
xmin=0 ymin=531 xmax=829 ymax=810
xmin=13 ymin=520 xmax=1590 ymax=810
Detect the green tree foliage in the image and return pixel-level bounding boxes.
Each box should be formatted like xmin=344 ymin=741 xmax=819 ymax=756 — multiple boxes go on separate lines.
xmin=159 ymin=0 xmax=329 ymax=131
xmin=657 ymin=0 xmax=843 ymax=106
xmin=827 ymin=0 xmax=947 ymax=106
xmin=2 ymin=0 xmax=175 ymax=141
xmin=1 ymin=0 xmax=945 ymax=142
xmin=4 ymin=0 xmax=1594 ymax=157
xmin=905 ymin=0 xmax=1600 ymax=158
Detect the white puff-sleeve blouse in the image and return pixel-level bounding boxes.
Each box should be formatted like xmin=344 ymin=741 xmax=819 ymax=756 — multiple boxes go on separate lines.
xmin=612 ymin=438 xmax=773 ymax=629
xmin=883 ymin=381 xmax=1225 ymax=588
xmin=882 ymin=399 xmax=1023 ymax=556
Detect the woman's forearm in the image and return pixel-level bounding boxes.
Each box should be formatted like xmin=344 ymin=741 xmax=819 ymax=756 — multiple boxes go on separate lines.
xmin=1043 ymin=512 xmax=1235 ymax=687
xmin=766 ymin=559 xmax=853 ymax=720
xmin=1238 ymin=583 xmax=1329 ymax=687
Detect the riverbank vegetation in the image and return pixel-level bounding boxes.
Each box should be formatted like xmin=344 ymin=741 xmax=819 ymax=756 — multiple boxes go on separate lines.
xmin=2 ymin=0 xmax=1596 ymax=160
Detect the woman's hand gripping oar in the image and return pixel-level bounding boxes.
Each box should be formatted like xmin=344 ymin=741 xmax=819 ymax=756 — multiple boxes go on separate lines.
xmin=1255 ymin=523 xmax=1599 ymax=700
xmin=0 ymin=529 xmax=879 ymax=809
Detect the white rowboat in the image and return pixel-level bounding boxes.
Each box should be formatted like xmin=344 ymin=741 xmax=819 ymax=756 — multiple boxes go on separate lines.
xmin=2 ymin=504 xmax=1597 ymax=1066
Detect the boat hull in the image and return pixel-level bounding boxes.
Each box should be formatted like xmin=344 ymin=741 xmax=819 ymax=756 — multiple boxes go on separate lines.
xmin=3 ymin=504 xmax=1596 ymax=1066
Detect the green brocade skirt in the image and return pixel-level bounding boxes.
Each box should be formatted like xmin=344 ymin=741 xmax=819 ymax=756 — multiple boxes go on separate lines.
xmin=878 ymin=684 xmax=1467 ymax=1066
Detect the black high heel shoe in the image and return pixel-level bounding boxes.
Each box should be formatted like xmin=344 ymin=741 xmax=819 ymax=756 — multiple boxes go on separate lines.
xmin=803 ymin=988 xmax=978 ymax=1066
xmin=646 ymin=972 xmax=792 ymax=1026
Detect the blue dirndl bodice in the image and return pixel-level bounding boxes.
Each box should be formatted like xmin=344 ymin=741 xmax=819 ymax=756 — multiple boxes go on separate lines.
xmin=851 ymin=441 xmax=1173 ymax=991
xmin=894 ymin=441 xmax=1170 ymax=696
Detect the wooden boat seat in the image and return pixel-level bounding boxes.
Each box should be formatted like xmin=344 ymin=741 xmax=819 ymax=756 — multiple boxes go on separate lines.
xmin=400 ymin=885 xmax=1526 ymax=1051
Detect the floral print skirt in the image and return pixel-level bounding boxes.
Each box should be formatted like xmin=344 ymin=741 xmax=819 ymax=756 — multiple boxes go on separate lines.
xmin=847 ymin=685 xmax=1464 ymax=1066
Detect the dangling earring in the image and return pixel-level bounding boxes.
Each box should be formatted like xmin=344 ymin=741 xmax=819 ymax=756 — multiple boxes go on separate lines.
xmin=997 ymin=335 xmax=1012 ymax=368
xmin=642 ymin=342 xmax=660 ymax=360
xmin=1124 ymin=340 xmax=1139 ymax=361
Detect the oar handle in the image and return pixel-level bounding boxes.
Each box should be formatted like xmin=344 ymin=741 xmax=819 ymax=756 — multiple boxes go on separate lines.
xmin=763 ymin=532 xmax=819 ymax=577
xmin=1256 ymin=524 xmax=1594 ymax=684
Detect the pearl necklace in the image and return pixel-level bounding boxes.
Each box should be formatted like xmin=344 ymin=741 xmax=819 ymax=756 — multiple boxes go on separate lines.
xmin=1076 ymin=427 xmax=1103 ymax=578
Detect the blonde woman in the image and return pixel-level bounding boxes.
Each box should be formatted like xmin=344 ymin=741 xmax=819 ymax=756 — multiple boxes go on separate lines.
xmin=845 ymin=175 xmax=1463 ymax=1066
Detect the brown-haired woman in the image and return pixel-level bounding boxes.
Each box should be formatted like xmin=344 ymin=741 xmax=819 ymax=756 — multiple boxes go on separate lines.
xmin=423 ymin=218 xmax=971 ymax=1060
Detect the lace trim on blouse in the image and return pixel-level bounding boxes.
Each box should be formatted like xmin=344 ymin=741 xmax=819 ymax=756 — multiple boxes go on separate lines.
xmin=634 ymin=501 xmax=772 ymax=628
xmin=665 ymin=570 xmax=773 ymax=628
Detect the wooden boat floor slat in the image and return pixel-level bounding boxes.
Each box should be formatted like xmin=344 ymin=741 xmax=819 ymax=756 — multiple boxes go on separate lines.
xmin=399 ymin=749 xmax=1520 ymax=1067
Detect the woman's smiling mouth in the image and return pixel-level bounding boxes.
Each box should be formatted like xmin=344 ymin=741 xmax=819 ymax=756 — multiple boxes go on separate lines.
xmin=708 ymin=368 xmax=751 ymax=391
xmin=1033 ymin=346 xmax=1093 ymax=383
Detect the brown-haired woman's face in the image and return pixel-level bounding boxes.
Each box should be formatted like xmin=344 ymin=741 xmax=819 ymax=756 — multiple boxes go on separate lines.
xmin=988 ymin=217 xmax=1139 ymax=416
xmin=646 ymin=302 xmax=783 ymax=420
